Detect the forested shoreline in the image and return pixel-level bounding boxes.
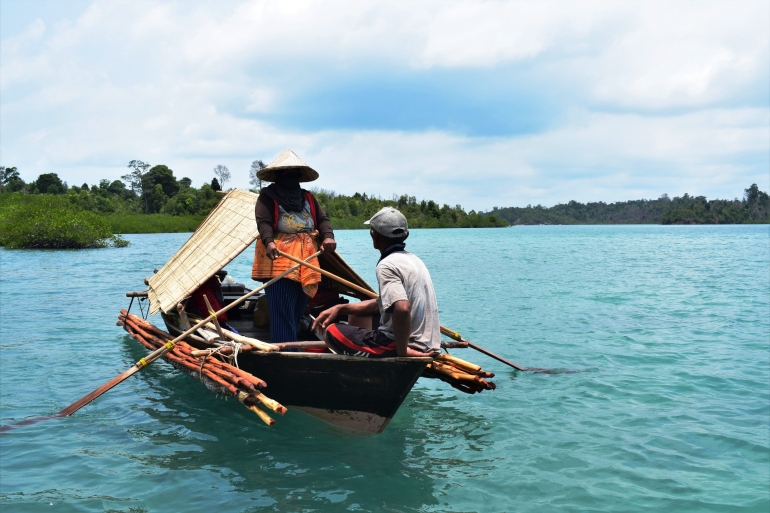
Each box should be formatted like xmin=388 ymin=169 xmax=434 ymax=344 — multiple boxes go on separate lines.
xmin=485 ymin=184 xmax=770 ymax=225
xmin=0 ymin=163 xmax=506 ymax=248
xmin=0 ymin=162 xmax=767 ymax=250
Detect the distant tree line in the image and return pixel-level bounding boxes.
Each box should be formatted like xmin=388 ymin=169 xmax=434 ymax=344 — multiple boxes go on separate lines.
xmin=0 ymin=162 xmax=224 ymax=216
xmin=0 ymin=163 xmax=507 ymax=229
xmin=485 ymin=184 xmax=770 ymax=225
xmin=312 ymin=190 xmax=507 ymax=228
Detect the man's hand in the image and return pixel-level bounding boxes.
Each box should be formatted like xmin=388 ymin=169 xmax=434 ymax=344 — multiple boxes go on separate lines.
xmin=312 ymin=304 xmax=341 ymax=332
xmin=404 ymin=348 xmax=435 ymax=358
xmin=322 ymin=238 xmax=336 ymax=253
xmin=265 ymin=241 xmax=279 ymax=260
xmin=312 ymin=299 xmax=378 ymax=337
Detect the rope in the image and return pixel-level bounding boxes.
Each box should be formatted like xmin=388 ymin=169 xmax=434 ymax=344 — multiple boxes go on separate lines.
xmin=219 ymin=341 xmax=243 ymax=369
xmin=196 ymin=341 xmax=243 ymax=383
xmin=138 ymin=297 xmax=149 ymax=320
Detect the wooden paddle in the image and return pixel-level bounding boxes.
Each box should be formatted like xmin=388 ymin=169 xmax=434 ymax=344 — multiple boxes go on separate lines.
xmin=54 ymin=250 xmax=323 ymax=418
xmin=276 ymin=250 xmax=529 ymax=371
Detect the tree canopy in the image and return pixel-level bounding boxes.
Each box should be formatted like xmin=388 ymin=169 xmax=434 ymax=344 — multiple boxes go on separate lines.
xmin=145 ymin=165 xmax=179 ymax=198
xmin=486 ymin=184 xmax=770 ymax=225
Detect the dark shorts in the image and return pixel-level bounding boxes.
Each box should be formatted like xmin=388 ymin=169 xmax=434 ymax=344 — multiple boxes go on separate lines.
xmin=324 ymin=323 xmax=397 ymax=357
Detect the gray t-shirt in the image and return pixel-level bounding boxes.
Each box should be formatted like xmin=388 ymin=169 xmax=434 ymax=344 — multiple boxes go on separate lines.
xmin=376 ymin=251 xmax=440 ymax=354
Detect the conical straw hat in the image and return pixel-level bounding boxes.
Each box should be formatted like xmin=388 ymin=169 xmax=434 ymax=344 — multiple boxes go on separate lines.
xmin=257 ymin=149 xmax=319 ymax=183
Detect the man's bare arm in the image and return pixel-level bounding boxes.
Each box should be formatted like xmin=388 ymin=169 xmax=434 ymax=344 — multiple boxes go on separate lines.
xmin=391 ymin=300 xmax=433 ymax=357
xmin=312 ymin=299 xmax=379 ymax=331
xmin=391 ymin=300 xmax=411 ymax=357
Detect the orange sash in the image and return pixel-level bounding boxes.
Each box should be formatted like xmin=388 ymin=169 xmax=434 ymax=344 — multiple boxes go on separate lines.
xmin=251 ymin=232 xmax=321 ymax=298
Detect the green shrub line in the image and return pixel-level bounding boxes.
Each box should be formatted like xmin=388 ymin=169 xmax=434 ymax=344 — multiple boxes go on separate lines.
xmin=329 ymin=214 xmax=506 ymax=229
xmin=3 ymin=165 xmax=766 ymax=242
xmin=0 ymin=194 xmax=128 ymax=249
xmin=106 ymin=214 xmax=206 ymax=234
xmin=486 ymin=184 xmax=770 ymax=225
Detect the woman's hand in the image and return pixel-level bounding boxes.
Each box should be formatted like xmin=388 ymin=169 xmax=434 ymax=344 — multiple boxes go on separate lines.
xmin=266 ymin=241 xmax=279 ymax=260
xmin=321 ymin=238 xmax=337 ymax=253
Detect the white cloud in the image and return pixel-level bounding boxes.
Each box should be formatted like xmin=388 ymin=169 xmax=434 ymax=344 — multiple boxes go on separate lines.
xmin=419 ymin=1 xmax=616 ymax=68
xmin=419 ymin=0 xmax=768 ymax=109
xmin=0 ymin=0 xmax=767 ymax=210
xmin=304 ymin=107 xmax=769 ymax=209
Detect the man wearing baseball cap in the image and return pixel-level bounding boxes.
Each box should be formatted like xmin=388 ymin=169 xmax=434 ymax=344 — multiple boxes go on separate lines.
xmin=312 ymin=207 xmax=440 ymax=358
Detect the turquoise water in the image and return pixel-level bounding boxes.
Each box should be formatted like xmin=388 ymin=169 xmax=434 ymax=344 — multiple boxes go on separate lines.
xmin=1 ymin=225 xmax=768 ymax=512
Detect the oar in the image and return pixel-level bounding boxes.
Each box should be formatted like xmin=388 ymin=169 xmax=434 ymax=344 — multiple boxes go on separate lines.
xmin=438 ymin=326 xmax=527 ymax=371
xmin=1 ymin=250 xmax=322 ymax=432
xmin=276 ymin=250 xmax=529 ymax=372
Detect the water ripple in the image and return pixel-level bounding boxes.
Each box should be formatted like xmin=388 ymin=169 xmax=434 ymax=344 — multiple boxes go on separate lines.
xmin=1 ymin=226 xmax=768 ymax=512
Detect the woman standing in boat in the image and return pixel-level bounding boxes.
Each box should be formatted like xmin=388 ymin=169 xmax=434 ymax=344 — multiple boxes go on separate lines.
xmin=252 ymin=149 xmax=336 ymax=343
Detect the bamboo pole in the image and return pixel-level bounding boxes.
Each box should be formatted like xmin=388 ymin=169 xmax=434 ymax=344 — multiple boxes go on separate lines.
xmin=235 ymin=392 xmax=275 ymax=426
xmin=277 ymin=250 xmax=376 ymax=298
xmin=176 ymin=303 xmax=192 ymax=330
xmin=276 ymin=249 xmax=528 ymax=371
xmin=424 ymin=362 xmax=495 ymax=392
xmin=201 ymin=322 xmax=275 ymax=352
xmin=248 ymin=405 xmax=275 ymax=426
xmin=271 ymin=341 xmax=328 ymax=350
xmin=253 ymin=392 xmax=288 ymax=415
xmin=435 ymin=353 xmax=482 ymax=374
xmin=56 ymin=250 xmax=321 ymax=418
xmin=124 ymin=315 xmax=286 ymax=422
xmin=202 ymin=295 xmax=226 ymax=340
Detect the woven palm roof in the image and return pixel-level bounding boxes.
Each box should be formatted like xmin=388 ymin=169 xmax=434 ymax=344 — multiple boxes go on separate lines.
xmin=147 ymin=189 xmax=260 ymax=315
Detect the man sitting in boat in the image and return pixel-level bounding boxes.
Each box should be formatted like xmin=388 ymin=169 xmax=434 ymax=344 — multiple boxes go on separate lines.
xmin=312 ymin=207 xmax=440 ymax=358
xmin=252 ymin=149 xmax=337 ymax=343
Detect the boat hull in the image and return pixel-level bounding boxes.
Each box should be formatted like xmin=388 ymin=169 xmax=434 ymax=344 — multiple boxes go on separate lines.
xmin=239 ymin=351 xmax=427 ymax=433
xmin=161 ymin=317 xmax=429 ymax=433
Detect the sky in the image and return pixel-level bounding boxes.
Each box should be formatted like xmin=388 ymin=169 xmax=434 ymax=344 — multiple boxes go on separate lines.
xmin=1 ymin=0 xmax=768 ymax=211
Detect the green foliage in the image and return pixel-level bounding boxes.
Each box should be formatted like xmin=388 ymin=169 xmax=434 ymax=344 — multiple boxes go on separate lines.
xmin=147 ymin=184 xmax=169 ymax=214
xmin=0 ymin=166 xmax=25 ymax=193
xmin=105 ymin=213 xmax=205 ymax=234
xmin=107 ymin=179 xmax=128 ymax=196
xmin=313 ymin=190 xmax=508 ymax=229
xmin=0 ymin=193 xmax=128 ymax=249
xmin=0 ymin=163 xmax=225 ymax=235
xmin=489 ymin=184 xmax=770 ymax=225
xmin=161 ymin=183 xmax=220 ymax=216
xmin=6 ymin=162 xmax=763 ymax=237
xmin=661 ymin=186 xmax=770 ymax=224
xmin=30 ymin=173 xmax=67 ymax=194
xmin=145 ymin=165 xmax=179 ymax=198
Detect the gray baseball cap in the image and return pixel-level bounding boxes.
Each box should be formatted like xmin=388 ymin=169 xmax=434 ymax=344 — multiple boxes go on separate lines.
xmin=364 ymin=207 xmax=409 ymax=237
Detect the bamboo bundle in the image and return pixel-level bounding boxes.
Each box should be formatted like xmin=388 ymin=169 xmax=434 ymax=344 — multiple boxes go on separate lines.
xmin=119 ymin=311 xmax=266 ymax=384
xmin=120 ymin=313 xmax=269 ymax=390
xmin=118 ymin=312 xmax=285 ymax=425
xmin=423 ymin=353 xmax=496 ymax=394
xmin=435 ymin=353 xmax=495 ymax=378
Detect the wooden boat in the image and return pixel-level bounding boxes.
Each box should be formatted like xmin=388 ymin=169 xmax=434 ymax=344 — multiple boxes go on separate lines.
xmin=156 ymin=283 xmax=432 ymax=433
xmin=121 ymin=190 xmax=493 ymax=434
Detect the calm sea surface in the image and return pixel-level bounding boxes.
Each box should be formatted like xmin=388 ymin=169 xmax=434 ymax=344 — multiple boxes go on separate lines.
xmin=1 ymin=225 xmax=768 ymax=512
